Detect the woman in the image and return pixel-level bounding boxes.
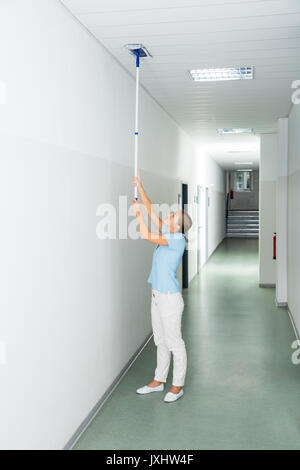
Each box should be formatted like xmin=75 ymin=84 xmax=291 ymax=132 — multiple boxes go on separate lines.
xmin=132 ymin=171 xmax=192 ymax=403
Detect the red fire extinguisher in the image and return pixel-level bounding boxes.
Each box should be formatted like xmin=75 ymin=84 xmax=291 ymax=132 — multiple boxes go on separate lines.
xmin=230 ymin=189 xmax=234 ymax=199
xmin=273 ymin=232 xmax=276 ymax=260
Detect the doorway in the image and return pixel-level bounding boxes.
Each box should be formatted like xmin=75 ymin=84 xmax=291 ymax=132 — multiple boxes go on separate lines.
xmin=197 ymin=185 xmax=202 ymax=274
xmin=197 ymin=185 xmax=208 ymax=271
xmin=205 ymin=187 xmax=209 ymax=263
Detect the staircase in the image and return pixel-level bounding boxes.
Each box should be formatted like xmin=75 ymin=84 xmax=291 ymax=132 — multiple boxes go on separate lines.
xmin=226 ymin=210 xmax=259 ymax=238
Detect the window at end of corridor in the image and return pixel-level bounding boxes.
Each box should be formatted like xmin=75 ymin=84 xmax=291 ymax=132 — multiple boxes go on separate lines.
xmin=234 ymin=171 xmax=253 ymax=191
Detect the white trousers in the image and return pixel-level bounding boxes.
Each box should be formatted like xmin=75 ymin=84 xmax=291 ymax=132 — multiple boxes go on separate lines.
xmin=151 ymin=289 xmax=187 ymax=387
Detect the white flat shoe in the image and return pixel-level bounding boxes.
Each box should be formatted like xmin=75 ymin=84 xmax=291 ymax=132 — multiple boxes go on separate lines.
xmin=136 ymin=384 xmax=164 ymax=394
xmin=164 ymin=389 xmax=184 ymax=402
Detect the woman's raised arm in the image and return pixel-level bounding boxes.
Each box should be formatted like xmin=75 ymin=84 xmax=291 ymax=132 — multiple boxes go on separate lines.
xmin=132 ymin=199 xmax=168 ymax=246
xmin=133 ymin=171 xmax=163 ymax=233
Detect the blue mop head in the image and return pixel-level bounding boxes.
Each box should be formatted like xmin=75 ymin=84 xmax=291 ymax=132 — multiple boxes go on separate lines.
xmin=124 ymin=44 xmax=152 ymax=59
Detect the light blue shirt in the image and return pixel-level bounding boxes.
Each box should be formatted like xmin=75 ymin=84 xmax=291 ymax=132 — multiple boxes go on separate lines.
xmin=147 ymin=223 xmax=185 ymax=294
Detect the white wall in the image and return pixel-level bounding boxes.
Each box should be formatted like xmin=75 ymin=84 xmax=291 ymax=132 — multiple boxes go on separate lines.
xmin=259 ymin=134 xmax=277 ymax=286
xmin=0 ymin=0 xmax=225 ymax=449
xmin=276 ymin=118 xmax=288 ymax=305
xmin=186 ymin=148 xmax=226 ymax=280
xmin=287 ymin=103 xmax=300 ymax=334
xmin=204 ymin=155 xmax=226 ymax=261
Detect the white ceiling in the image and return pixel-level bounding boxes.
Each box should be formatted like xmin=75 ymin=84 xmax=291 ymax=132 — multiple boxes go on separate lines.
xmin=61 ymin=0 xmax=300 ymax=169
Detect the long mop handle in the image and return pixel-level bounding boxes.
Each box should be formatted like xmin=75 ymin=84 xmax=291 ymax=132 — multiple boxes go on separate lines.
xmin=134 ymin=53 xmax=140 ymax=200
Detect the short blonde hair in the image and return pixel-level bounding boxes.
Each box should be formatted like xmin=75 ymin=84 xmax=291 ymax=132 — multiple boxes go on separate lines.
xmin=177 ymin=211 xmax=192 ymax=248
xmin=180 ymin=210 xmax=193 ymax=234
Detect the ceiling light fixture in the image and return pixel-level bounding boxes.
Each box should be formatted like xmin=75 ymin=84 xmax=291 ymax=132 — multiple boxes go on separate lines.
xmin=189 ymin=67 xmax=253 ymax=82
xmin=217 ymin=128 xmax=253 ymax=135
xmin=234 ymin=162 xmax=253 ymax=165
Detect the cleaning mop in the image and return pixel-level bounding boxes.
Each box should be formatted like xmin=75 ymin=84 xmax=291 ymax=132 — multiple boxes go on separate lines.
xmin=124 ymin=44 xmax=152 ymax=199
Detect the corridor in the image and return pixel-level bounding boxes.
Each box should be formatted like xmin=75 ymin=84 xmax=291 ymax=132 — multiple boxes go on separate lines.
xmin=74 ymin=239 xmax=300 ymax=450
xmin=2 ymin=0 xmax=300 ymax=451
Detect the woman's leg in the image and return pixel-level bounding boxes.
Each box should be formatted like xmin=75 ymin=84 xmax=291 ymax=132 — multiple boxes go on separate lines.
xmin=150 ymin=290 xmax=171 ymax=384
xmin=160 ymin=293 xmax=187 ymax=388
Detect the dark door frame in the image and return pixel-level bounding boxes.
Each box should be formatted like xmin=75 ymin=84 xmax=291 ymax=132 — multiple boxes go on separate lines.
xmin=182 ymin=183 xmax=189 ymax=289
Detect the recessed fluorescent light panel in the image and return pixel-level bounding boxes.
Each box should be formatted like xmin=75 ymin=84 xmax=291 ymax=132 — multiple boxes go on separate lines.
xmin=234 ymin=162 xmax=253 ymax=165
xmin=217 ymin=128 xmax=253 ymax=135
xmin=189 ymin=67 xmax=253 ymax=82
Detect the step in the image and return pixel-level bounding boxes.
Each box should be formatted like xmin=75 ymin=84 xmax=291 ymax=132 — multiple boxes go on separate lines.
xmin=226 ymin=232 xmax=259 ymax=238
xmin=228 ymin=210 xmax=259 ymax=215
xmin=227 ymin=215 xmax=259 ymax=219
xmin=227 ymin=228 xmax=259 ymax=233
xmin=227 ymin=217 xmax=259 ymax=222
xmin=227 ymin=222 xmax=259 ymax=226
xmin=227 ymin=225 xmax=259 ymax=230
xmin=228 ymin=216 xmax=259 ymax=220
xmin=227 ymin=220 xmax=259 ymax=225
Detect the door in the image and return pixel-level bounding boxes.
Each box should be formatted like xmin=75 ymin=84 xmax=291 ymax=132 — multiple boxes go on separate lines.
xmin=197 ymin=185 xmax=202 ymax=274
xmin=205 ymin=187 xmax=209 ymax=262
xmin=182 ymin=183 xmax=189 ymax=288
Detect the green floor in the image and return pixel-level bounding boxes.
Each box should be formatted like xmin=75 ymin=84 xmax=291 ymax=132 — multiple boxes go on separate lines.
xmin=74 ymin=238 xmax=300 ymax=450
